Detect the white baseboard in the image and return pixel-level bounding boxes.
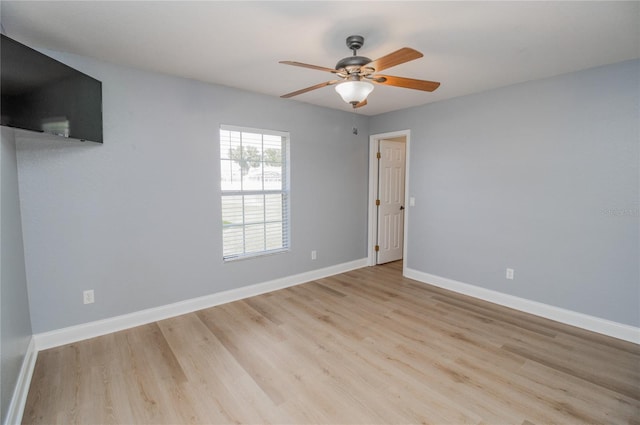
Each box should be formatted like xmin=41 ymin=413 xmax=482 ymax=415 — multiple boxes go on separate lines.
xmin=4 ymin=337 xmax=37 ymax=425
xmin=404 ymin=268 xmax=640 ymax=344
xmin=34 ymin=258 xmax=368 ymax=350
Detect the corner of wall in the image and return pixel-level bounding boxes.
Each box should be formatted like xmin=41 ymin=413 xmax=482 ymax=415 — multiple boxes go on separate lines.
xmin=1 ymin=127 xmax=35 ymax=425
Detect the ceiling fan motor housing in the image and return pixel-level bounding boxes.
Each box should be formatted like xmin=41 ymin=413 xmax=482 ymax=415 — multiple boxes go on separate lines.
xmin=335 ymin=55 xmax=371 ymax=71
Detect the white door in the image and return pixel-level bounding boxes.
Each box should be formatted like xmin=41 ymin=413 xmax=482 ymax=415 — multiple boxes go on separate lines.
xmin=376 ymin=139 xmax=406 ymax=264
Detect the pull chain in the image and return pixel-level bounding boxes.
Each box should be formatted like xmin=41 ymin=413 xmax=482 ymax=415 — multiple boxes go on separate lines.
xmin=352 ymin=105 xmax=358 ymax=135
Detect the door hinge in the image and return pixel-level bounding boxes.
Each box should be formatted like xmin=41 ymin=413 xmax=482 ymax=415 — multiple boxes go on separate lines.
xmin=376 ymin=151 xmax=381 ymax=159
xmin=375 ymin=245 xmax=380 ymax=252
xmin=375 ymin=199 xmax=380 ymax=206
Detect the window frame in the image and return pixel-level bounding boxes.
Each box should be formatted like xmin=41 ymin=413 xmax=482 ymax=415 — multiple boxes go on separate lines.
xmin=219 ymin=125 xmax=291 ymax=261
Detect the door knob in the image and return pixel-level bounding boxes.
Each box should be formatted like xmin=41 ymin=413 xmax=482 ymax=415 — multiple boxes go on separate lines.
xmin=400 ymin=206 xmax=405 ymax=210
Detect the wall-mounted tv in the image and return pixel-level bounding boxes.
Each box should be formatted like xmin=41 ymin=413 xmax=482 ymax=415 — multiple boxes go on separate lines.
xmin=1 ymin=34 xmax=103 ymax=143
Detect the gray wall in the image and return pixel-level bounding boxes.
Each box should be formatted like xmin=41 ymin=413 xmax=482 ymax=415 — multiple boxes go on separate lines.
xmin=371 ymin=60 xmax=640 ymax=327
xmin=16 ymin=51 xmax=369 ymax=333
xmin=1 ymin=127 xmax=33 ymax=424
xmin=11 ymin=49 xmax=640 ymax=336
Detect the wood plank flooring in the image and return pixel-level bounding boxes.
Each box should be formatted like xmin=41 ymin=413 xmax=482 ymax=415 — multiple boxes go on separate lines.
xmin=23 ymin=261 xmax=640 ymax=424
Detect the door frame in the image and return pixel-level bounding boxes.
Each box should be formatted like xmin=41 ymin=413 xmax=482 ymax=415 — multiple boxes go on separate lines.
xmin=367 ymin=129 xmax=411 ymax=272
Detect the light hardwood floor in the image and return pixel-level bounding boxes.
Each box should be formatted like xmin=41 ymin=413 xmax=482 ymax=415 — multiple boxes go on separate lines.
xmin=24 ymin=261 xmax=640 ymax=424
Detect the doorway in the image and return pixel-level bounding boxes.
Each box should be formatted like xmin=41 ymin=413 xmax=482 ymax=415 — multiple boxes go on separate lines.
xmin=368 ymin=130 xmax=410 ymax=268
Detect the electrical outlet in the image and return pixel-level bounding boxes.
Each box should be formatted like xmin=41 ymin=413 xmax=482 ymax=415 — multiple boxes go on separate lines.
xmin=506 ymin=268 xmax=515 ymax=280
xmin=311 ymin=250 xmax=317 ymax=260
xmin=83 ymin=289 xmax=95 ymax=304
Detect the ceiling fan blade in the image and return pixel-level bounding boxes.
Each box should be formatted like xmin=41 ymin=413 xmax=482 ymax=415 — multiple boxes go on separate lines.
xmin=354 ymin=99 xmax=367 ymax=108
xmin=372 ymin=75 xmax=440 ymax=92
xmin=280 ymin=80 xmax=340 ymax=98
xmin=367 ymin=48 xmax=423 ymax=73
xmin=279 ymin=61 xmax=338 ymax=73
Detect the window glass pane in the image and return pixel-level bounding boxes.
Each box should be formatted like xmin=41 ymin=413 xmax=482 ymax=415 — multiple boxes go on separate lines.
xmin=222 ymin=195 xmax=243 ymax=225
xmin=220 ymin=130 xmax=231 ymax=160
xmin=245 ymin=223 xmax=265 ymax=254
xmin=223 ymin=226 xmax=244 ymax=257
xmin=229 ymin=131 xmax=241 ymax=145
xmin=265 ymin=222 xmax=284 ymax=250
xmin=243 ymin=162 xmax=263 ymax=191
xmin=220 ymin=159 xmax=237 ymax=191
xmin=243 ymin=194 xmax=264 ymax=225
xmin=263 ymin=136 xmax=282 ymax=165
xmin=225 ymin=132 xmax=243 ymax=190
xmin=265 ymin=194 xmax=283 ymax=221
xmin=263 ymin=165 xmax=282 ymax=191
xmin=264 ymin=136 xmax=282 ymax=191
xmin=242 ymin=132 xmax=263 ymax=156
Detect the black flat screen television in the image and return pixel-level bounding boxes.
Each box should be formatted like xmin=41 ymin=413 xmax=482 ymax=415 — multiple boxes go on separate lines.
xmin=1 ymin=34 xmax=103 ymax=143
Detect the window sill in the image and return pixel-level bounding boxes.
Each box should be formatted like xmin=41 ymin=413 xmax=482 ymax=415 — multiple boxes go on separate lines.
xmin=223 ymin=248 xmax=290 ymax=263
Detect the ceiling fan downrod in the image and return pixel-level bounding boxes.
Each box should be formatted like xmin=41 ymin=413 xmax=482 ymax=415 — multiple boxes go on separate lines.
xmin=335 ymin=35 xmax=372 ymax=71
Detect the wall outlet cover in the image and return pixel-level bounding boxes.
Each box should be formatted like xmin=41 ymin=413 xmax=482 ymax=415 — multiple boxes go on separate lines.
xmin=83 ymin=290 xmax=95 ymax=304
xmin=506 ymin=268 xmax=515 ymax=280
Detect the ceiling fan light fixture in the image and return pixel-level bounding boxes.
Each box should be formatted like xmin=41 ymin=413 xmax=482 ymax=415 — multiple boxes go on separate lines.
xmin=335 ymin=80 xmax=374 ymax=105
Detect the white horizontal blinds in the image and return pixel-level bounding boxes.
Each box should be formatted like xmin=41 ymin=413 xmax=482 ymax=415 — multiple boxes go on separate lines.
xmin=220 ymin=126 xmax=289 ymax=260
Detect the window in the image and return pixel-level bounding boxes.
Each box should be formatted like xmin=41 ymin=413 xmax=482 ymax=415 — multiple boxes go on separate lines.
xmin=220 ymin=125 xmax=290 ymax=260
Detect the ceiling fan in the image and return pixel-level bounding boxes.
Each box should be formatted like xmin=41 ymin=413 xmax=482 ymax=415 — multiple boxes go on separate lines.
xmin=280 ymin=35 xmax=440 ymax=108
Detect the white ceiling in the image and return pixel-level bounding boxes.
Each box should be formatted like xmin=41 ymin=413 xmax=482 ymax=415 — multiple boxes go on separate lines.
xmin=1 ymin=1 xmax=639 ymax=116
